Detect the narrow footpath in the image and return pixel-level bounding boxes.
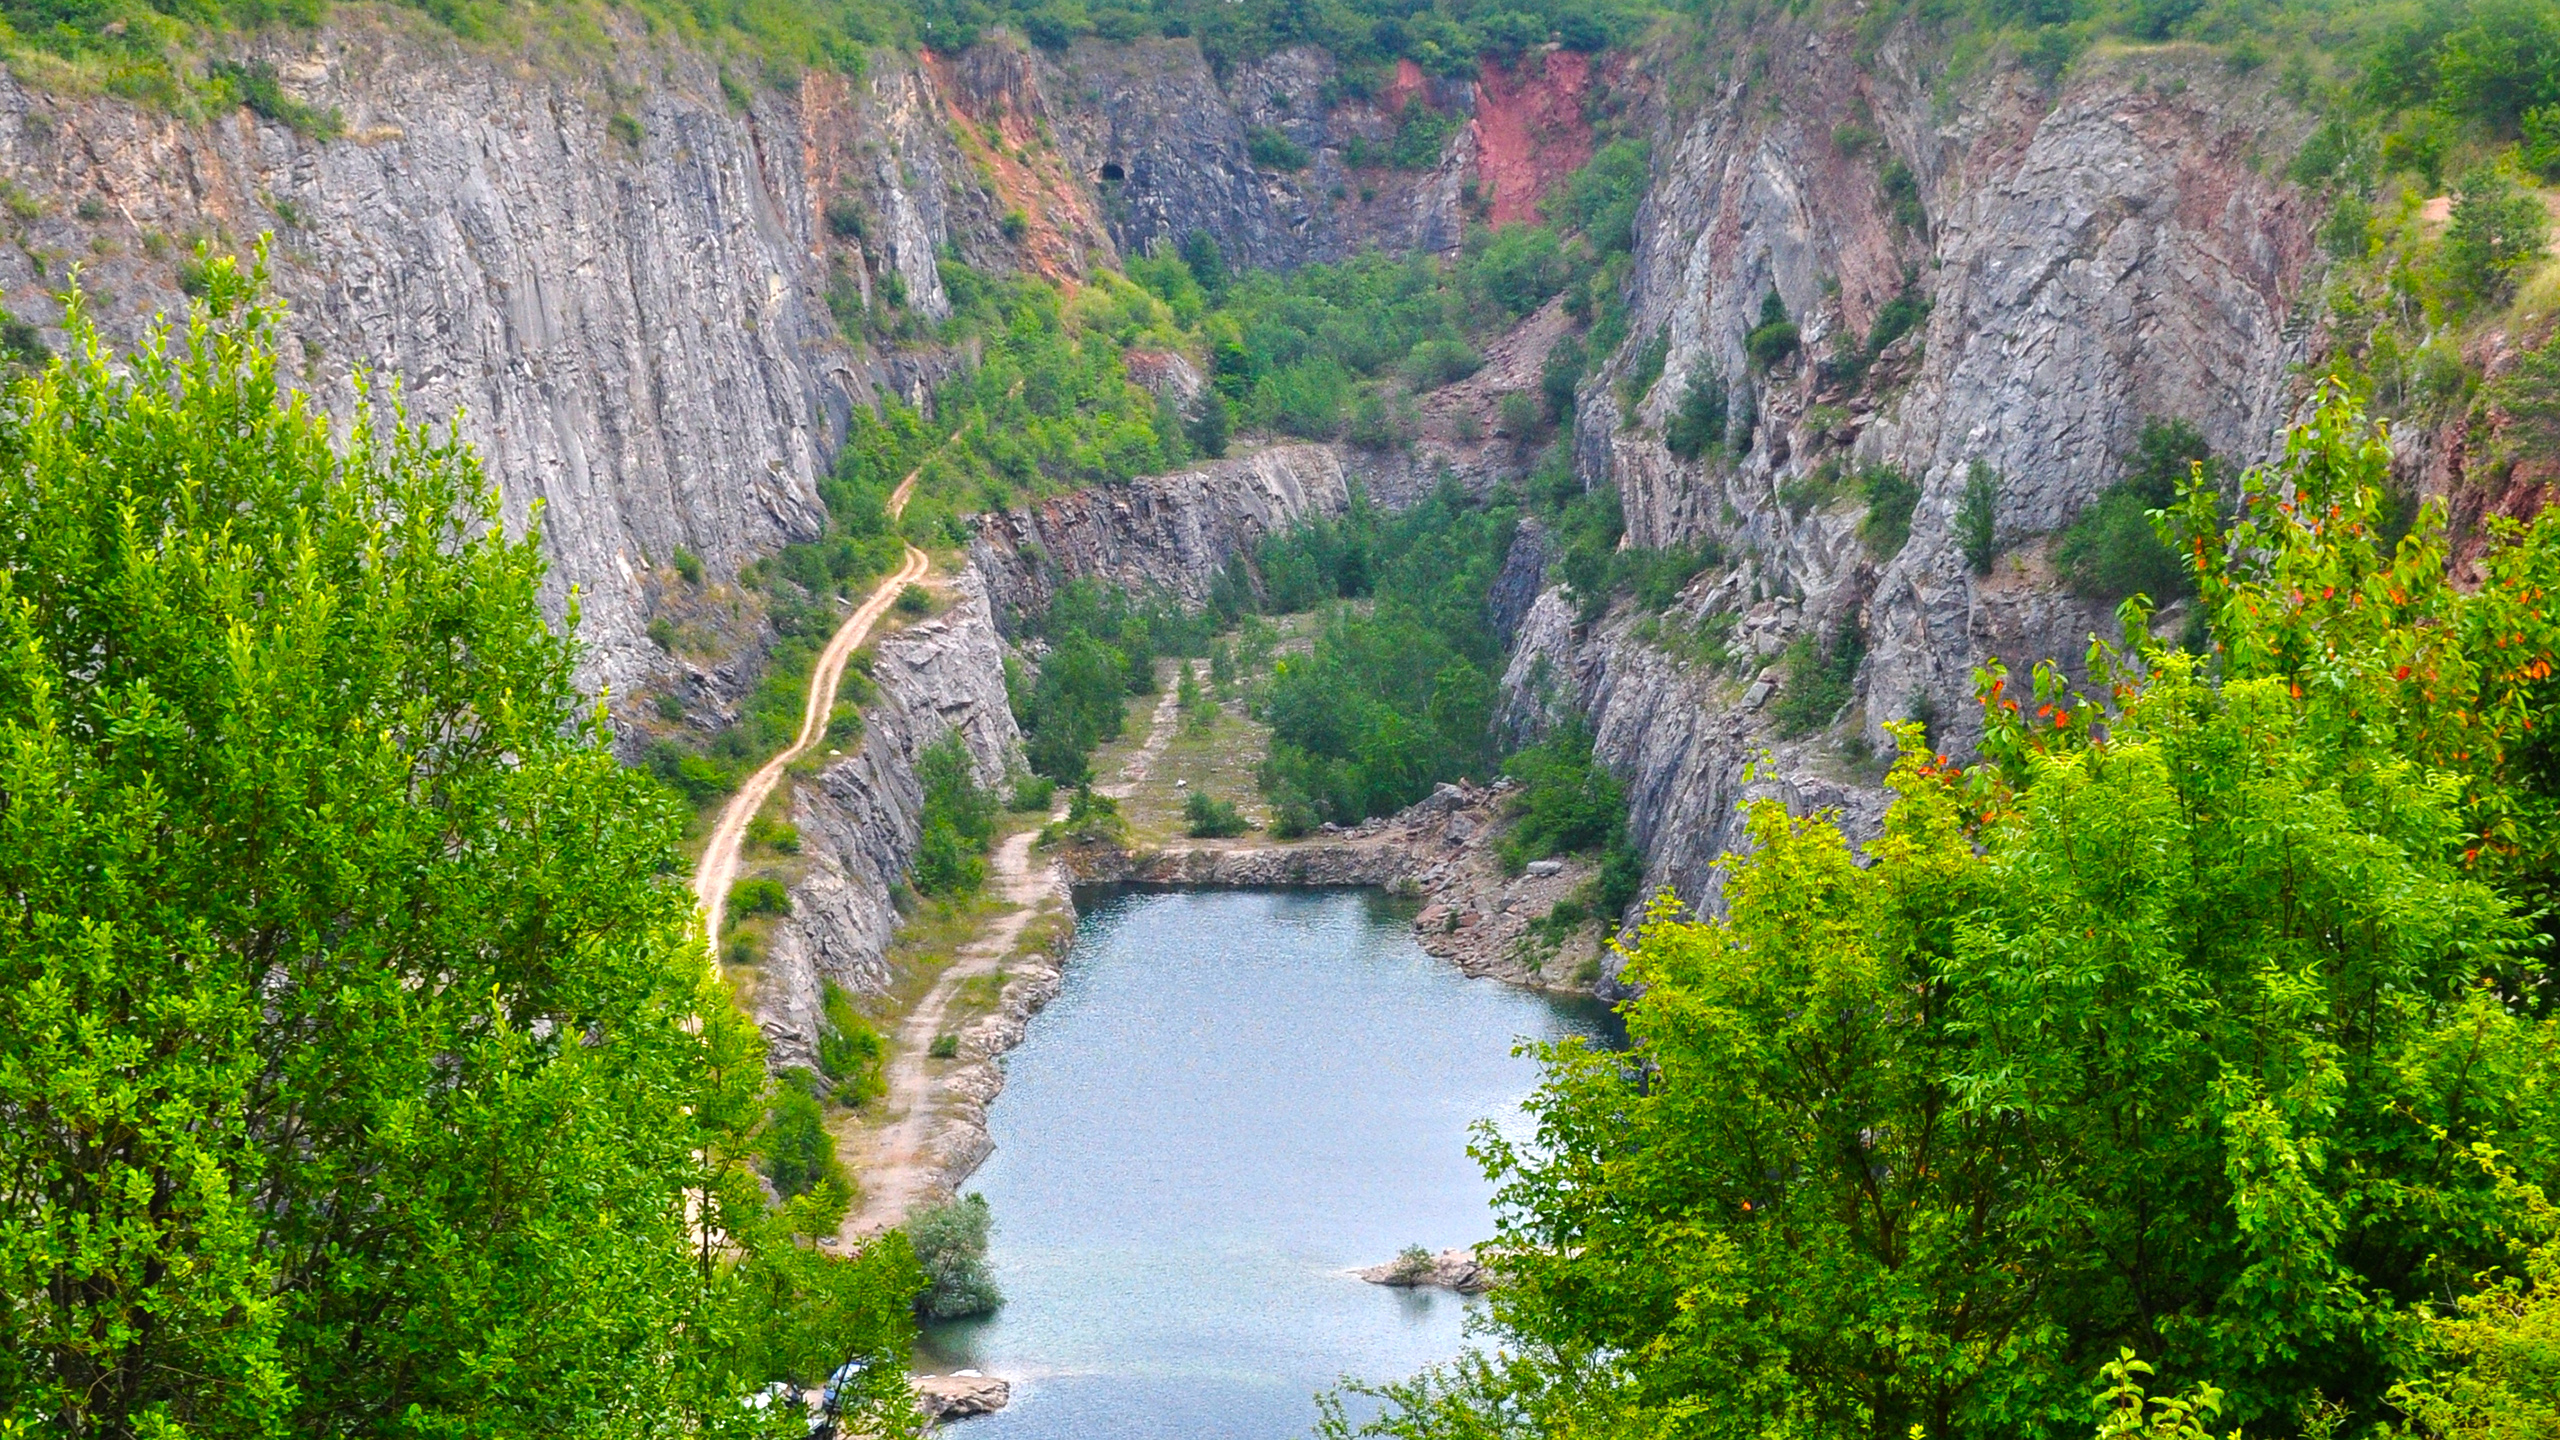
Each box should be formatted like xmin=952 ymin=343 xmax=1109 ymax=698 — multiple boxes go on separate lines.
xmin=841 ymin=668 xmax=1186 ymax=1237
xmin=842 ymin=826 xmax=1064 ymax=1236
xmin=693 ymin=474 xmax=922 ymax=948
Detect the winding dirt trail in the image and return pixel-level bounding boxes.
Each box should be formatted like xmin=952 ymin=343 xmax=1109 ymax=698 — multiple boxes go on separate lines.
xmin=693 ymin=473 xmax=923 ymax=949
xmin=842 ymin=663 xmax=1187 ymax=1236
xmin=843 ymin=827 xmax=1062 ymax=1237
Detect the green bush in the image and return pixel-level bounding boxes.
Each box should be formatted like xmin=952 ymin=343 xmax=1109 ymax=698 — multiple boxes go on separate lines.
xmin=1498 ymin=724 xmax=1626 ymax=871
xmin=2442 ymin=168 xmax=2550 ymax=313
xmin=1663 ymin=371 xmax=1728 ymax=460
xmin=1184 ymin=790 xmax=1251 ymax=837
xmin=1769 ymin=629 xmax=1861 ymax=738
xmin=1745 ymin=291 xmax=1800 ymax=371
xmin=2056 ymin=419 xmax=2213 ymax=604
xmin=816 ymin=982 xmax=887 ymax=1107
xmin=1858 ymin=466 xmax=1919 ymax=558
xmin=907 ymin=1194 xmax=1003 ymax=1320
xmin=1618 ymin=329 xmax=1670 ymax=418
xmin=913 ymin=732 xmax=995 ymax=897
xmin=1959 ymin=460 xmax=2000 ymax=575
xmin=1246 ymin=125 xmax=1310 ymax=171
xmin=1009 ymin=773 xmax=1058 ymax=811
xmin=762 ymin=1077 xmax=848 ymax=1206
xmin=732 ymin=877 xmax=793 ymax=917
xmin=927 ymin=1033 xmax=961 ymax=1060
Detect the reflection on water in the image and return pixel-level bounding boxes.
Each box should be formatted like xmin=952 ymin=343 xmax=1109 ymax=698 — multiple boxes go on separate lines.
xmin=917 ymin=887 xmax=1619 ymax=1439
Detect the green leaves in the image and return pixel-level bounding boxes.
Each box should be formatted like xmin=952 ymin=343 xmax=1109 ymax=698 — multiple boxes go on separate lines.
xmin=1342 ymin=386 xmax=2560 ymax=1440
xmin=0 ymin=256 xmax=921 ymax=1437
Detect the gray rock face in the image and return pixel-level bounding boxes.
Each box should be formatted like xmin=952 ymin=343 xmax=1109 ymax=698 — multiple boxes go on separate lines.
xmin=1512 ymin=34 xmax=2320 ymax=927
xmin=0 ymin=20 xmax=1001 ymax=706
xmin=969 ymin=443 xmax=1350 ymax=624
xmin=758 ymin=568 xmax=1021 ymax=1062
xmin=1038 ymin=39 xmax=1466 ymax=268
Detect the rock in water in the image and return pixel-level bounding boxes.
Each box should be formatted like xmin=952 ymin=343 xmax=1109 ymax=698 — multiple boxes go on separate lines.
xmin=1356 ymin=1246 xmax=1493 ymax=1294
xmin=914 ymin=1372 xmax=1012 ymax=1421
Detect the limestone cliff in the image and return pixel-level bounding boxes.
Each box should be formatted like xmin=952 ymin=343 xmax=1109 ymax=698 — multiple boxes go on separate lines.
xmin=1509 ymin=33 xmax=2323 ymax=943
xmin=968 ymin=442 xmax=1351 ymax=622
xmin=756 ymin=567 xmax=1021 ymax=1064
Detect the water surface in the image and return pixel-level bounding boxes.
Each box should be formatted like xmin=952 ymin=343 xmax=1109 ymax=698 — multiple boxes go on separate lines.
xmin=918 ymin=887 xmax=1618 ymax=1439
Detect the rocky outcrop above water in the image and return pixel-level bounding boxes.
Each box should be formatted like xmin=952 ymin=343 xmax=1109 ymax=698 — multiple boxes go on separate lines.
xmin=1064 ymin=778 xmax=1612 ymax=993
xmin=913 ymin=1372 xmax=1012 ymax=1421
xmin=969 ymin=443 xmax=1351 ymax=623
xmin=1357 ymin=1246 xmax=1494 ymax=1294
xmin=756 ymin=568 xmax=1021 ymax=1062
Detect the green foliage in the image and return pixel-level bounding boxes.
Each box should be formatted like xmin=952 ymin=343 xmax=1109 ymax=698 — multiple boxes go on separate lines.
xmin=1744 ymin=289 xmax=1799 ymax=371
xmin=1857 ymin=464 xmax=1919 ymax=558
xmin=2484 ymin=329 xmax=2560 ymax=461
xmin=1041 ymin=784 xmax=1130 ymax=847
xmin=896 ymin=581 xmax=932 ymax=614
xmin=732 ymin=876 xmax=793 ymax=916
xmin=1009 ymin=772 xmax=1058 ymax=811
xmin=817 ymin=981 xmax=888 ymax=1107
xmin=2442 ymin=167 xmax=2551 ymax=313
xmin=1246 ymin=124 xmax=1311 ymax=170
xmin=672 ymin=545 xmax=703 ymax=583
xmin=1257 ymin=483 xmax=1511 ymax=824
xmin=748 ymin=812 xmax=803 ymax=853
xmin=913 ymin=730 xmax=996 ymax=897
xmin=0 ymin=256 xmax=920 ymax=1436
xmin=762 ymin=1076 xmax=849 ymax=1207
xmin=1662 ymin=369 xmax=1728 ymax=459
xmin=1497 ymin=723 xmax=1627 ymax=871
xmin=2057 ymin=418 xmax=2213 ymax=603
xmin=1341 ymin=387 xmax=2560 ymax=1440
xmin=928 ymin=1031 xmax=961 ymax=1059
xmin=1184 ymin=789 xmax=1251 ymax=836
xmin=0 ymin=310 xmax=46 ymax=370
xmin=1011 ymin=579 xmax=1207 ymax=782
xmin=916 ymin=266 xmax=1187 ymax=501
xmin=909 ymin=1194 xmax=1004 ymax=1320
xmin=207 ymin=58 xmax=343 ymax=138
xmin=1769 ymin=627 xmax=1860 ymax=736
xmin=1618 ymin=328 xmax=1669 ymax=418
xmin=1955 ymin=458 xmax=1996 ymax=571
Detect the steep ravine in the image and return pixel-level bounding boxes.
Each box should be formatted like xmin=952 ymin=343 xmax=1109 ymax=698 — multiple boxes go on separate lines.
xmin=5 ymin=14 xmax=2359 ymax=1029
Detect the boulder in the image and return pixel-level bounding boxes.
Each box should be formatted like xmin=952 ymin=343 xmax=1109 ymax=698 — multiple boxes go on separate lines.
xmin=914 ymin=1371 xmax=1011 ymax=1421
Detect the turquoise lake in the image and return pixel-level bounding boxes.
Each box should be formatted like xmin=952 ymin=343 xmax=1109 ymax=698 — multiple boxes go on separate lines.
xmin=917 ymin=886 xmax=1620 ymax=1438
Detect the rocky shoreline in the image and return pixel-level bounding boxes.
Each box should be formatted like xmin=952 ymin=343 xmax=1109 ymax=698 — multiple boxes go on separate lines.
xmin=920 ymin=777 xmax=1618 ymax=1211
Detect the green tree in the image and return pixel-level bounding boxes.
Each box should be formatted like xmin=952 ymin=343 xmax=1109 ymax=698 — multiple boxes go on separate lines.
xmin=1335 ymin=387 xmax=2560 ymax=1440
xmin=913 ymin=729 xmax=996 ymax=897
xmin=0 ymin=259 xmax=922 ymax=1437
xmin=2441 ymin=168 xmax=2550 ymax=312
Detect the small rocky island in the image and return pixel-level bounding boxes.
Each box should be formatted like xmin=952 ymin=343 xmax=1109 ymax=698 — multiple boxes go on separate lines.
xmin=1357 ymin=1246 xmax=1494 ymax=1294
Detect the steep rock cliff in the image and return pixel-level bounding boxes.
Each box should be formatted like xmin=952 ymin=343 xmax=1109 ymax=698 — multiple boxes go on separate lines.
xmin=1512 ymin=34 xmax=2321 ymax=933
xmin=968 ymin=442 xmax=1350 ymax=622
xmin=756 ymin=567 xmax=1021 ymax=1062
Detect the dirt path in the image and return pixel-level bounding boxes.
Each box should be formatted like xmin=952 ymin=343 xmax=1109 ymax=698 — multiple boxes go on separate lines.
xmin=1099 ymin=669 xmax=1185 ymax=800
xmin=841 ymin=669 xmax=1186 ymax=1235
xmin=693 ymin=474 xmax=922 ymax=948
xmin=842 ymin=825 xmax=1063 ymax=1237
